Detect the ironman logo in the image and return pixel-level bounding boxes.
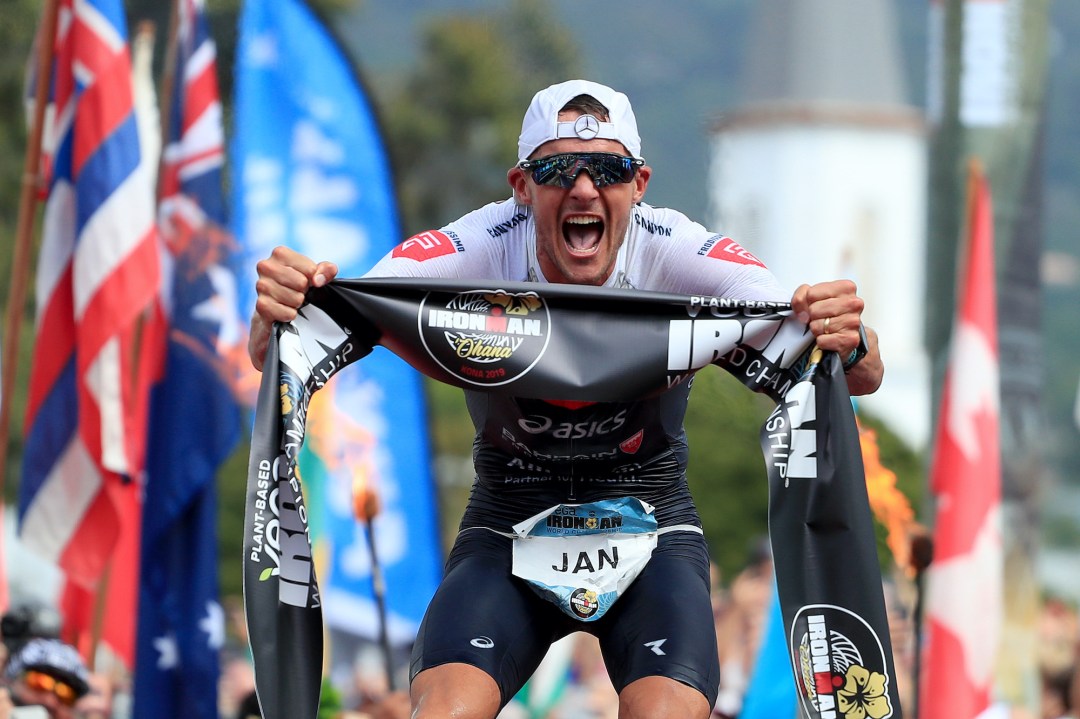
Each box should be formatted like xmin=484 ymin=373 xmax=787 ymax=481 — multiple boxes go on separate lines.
xmin=419 ymin=289 xmax=552 ymax=387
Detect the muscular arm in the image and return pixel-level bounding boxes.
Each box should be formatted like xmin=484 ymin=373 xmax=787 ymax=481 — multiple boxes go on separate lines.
xmin=247 ymin=203 xmax=523 ymax=370
xmin=790 ymin=280 xmax=884 ymax=396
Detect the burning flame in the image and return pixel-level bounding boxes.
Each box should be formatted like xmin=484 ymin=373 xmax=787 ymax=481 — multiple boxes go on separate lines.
xmin=858 ymin=422 xmax=918 ymax=574
xmin=304 ymin=380 xmax=381 ymax=523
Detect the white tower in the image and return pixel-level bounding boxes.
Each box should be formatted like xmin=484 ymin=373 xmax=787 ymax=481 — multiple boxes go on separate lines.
xmin=708 ymin=0 xmax=929 ymax=449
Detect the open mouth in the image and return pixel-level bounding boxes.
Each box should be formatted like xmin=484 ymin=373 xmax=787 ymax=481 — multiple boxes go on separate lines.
xmin=563 ymin=215 xmax=603 ymax=256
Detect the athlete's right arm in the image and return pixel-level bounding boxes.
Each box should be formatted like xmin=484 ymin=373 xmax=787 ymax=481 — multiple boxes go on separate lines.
xmin=248 ymin=245 xmax=339 ymax=371
xmin=249 ymin=201 xmax=522 ymax=370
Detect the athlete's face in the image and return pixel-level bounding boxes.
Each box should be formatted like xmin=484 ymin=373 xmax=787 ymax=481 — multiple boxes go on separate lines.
xmin=507 ymin=110 xmax=650 ymax=286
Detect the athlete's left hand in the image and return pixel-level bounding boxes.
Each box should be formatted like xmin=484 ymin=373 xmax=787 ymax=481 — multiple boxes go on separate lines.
xmin=791 ymin=279 xmax=883 ymax=396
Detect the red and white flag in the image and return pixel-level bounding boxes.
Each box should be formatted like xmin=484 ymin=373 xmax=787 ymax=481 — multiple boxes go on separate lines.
xmin=18 ymin=0 xmax=159 ymax=655
xmin=921 ymin=161 xmax=1002 ymax=718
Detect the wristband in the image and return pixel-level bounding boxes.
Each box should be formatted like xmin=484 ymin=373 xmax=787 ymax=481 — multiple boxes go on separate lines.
xmin=843 ymin=323 xmax=869 ymax=372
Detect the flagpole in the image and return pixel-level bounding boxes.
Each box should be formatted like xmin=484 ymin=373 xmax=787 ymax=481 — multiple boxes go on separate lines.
xmin=0 ymin=0 xmax=61 ymax=493
xmin=365 ymin=518 xmax=396 ymax=692
xmin=156 ymin=0 xmax=182 ymax=200
xmin=909 ymin=529 xmax=933 ymax=719
xmin=355 ymin=486 xmax=396 ymax=692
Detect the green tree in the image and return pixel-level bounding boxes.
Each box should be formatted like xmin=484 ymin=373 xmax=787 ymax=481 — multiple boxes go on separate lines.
xmin=218 ymin=440 xmax=252 ymax=598
xmin=684 ymin=370 xmax=777 ymax=576
xmin=0 ymin=0 xmax=48 ymax=495
xmin=0 ymin=0 xmax=40 ymax=214
xmin=685 ymin=369 xmax=925 ymax=580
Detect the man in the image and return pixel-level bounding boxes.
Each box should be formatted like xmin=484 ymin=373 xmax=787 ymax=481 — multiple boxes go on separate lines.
xmin=1 ymin=638 xmax=90 ymax=719
xmin=249 ymin=79 xmax=883 ymax=719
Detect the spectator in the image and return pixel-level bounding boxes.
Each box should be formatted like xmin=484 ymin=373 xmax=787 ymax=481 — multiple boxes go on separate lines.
xmin=560 ymin=633 xmax=618 ymax=719
xmin=713 ymin=540 xmax=773 ymax=718
xmin=1070 ymin=646 xmax=1080 ymax=719
xmin=883 ymin=577 xmax=916 ymax=712
xmin=0 ymin=687 xmax=14 ymax=719
xmin=72 ymin=672 xmax=113 ymax=719
xmin=1039 ymin=598 xmax=1080 ymax=719
xmin=1041 ymin=666 xmax=1074 ymax=719
xmin=0 ymin=606 xmax=61 ymax=658
xmin=236 ymin=689 xmax=261 ymax=719
xmin=219 ymin=652 xmax=256 ymax=719
xmin=2 ymin=638 xmax=90 ymax=719
xmin=358 ymin=691 xmax=411 ymax=719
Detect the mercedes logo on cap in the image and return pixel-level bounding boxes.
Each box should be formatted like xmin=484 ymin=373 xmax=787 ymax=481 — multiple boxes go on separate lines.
xmin=573 ymin=114 xmax=601 ymax=140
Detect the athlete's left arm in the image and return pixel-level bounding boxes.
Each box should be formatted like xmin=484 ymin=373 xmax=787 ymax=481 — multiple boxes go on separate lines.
xmin=633 ymin=215 xmax=883 ymax=395
xmin=790 ymin=280 xmax=884 ymax=396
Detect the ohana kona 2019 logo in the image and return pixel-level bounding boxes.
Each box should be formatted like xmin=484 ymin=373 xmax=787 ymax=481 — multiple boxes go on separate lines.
xmin=791 ymin=604 xmax=894 ymax=719
xmin=419 ymin=289 xmax=551 ymax=387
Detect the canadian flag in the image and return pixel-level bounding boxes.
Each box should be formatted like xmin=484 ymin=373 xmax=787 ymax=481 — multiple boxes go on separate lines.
xmin=921 ymin=161 xmax=1002 ymax=718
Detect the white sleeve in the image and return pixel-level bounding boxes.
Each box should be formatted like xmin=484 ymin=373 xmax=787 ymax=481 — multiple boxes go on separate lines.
xmin=363 ymin=199 xmax=530 ymax=281
xmin=626 ymin=205 xmax=790 ymax=302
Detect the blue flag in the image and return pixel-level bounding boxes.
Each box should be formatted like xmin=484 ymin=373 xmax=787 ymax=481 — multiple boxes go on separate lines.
xmin=231 ymin=0 xmax=442 ymax=710
xmin=739 ymin=581 xmax=797 ymax=719
xmin=134 ymin=1 xmax=242 ymax=716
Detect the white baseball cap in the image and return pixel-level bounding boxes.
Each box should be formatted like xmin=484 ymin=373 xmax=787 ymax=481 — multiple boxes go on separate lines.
xmin=517 ymin=79 xmax=643 ymax=162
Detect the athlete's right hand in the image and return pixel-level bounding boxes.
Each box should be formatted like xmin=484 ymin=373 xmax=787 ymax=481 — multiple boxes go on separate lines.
xmin=248 ymin=246 xmax=339 ymax=371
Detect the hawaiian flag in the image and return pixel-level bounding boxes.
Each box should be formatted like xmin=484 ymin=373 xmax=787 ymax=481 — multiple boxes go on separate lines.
xmin=133 ymin=1 xmax=243 ymax=716
xmin=921 ymin=160 xmax=1002 ymax=718
xmin=18 ymin=0 xmax=159 ymax=601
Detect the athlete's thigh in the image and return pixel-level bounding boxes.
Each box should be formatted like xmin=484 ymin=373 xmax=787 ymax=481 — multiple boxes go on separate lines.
xmin=593 ymin=531 xmax=720 ymax=707
xmin=410 ymin=529 xmax=565 ymax=706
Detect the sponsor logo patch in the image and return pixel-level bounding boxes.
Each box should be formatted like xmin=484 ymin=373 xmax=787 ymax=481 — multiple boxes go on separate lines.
xmin=700 ymin=236 xmax=766 ymax=267
xmin=570 ymin=588 xmax=600 ymax=618
xmin=392 ymin=230 xmax=459 ymax=261
xmin=420 ymin=289 xmax=551 ymax=387
xmin=619 ymin=430 xmax=644 ymax=455
xmin=516 ymin=409 xmax=628 ymax=439
xmin=791 ymin=604 xmax=894 ymax=719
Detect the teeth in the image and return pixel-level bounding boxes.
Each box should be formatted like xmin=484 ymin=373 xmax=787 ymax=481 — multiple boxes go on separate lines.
xmin=563 ymin=215 xmax=603 ymax=254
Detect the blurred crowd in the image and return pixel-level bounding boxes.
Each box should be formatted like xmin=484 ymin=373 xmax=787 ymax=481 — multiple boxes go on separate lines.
xmin=490 ymin=537 xmax=1080 ymax=719
xmin=1034 ymin=597 xmax=1080 ymax=719
xmin=0 ymin=604 xmax=123 ymax=719
xmin=3 ymin=545 xmax=1080 ymax=719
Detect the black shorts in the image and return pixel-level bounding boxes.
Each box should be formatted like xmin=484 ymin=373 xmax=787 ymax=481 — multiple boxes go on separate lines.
xmin=409 ymin=527 xmax=720 ymax=709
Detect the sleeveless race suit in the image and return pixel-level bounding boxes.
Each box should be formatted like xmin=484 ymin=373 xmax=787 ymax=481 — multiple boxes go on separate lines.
xmin=364 ymin=197 xmax=788 ymax=708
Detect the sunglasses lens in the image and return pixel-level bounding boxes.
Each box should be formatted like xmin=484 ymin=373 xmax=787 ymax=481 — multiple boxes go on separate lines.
xmin=526 ymin=154 xmax=638 ymax=188
xmin=54 ymin=682 xmax=78 ymax=705
xmin=529 ymin=155 xmax=571 ymax=187
xmin=24 ymin=671 xmax=78 ymax=706
xmin=590 ymin=155 xmax=634 ymax=186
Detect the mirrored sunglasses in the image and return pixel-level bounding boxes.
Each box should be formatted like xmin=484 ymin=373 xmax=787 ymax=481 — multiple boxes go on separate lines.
xmin=23 ymin=670 xmax=79 ymax=707
xmin=519 ymin=152 xmax=644 ymax=189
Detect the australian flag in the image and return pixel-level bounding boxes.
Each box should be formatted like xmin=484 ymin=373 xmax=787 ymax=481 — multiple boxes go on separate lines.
xmin=133 ymin=1 xmax=245 ymax=716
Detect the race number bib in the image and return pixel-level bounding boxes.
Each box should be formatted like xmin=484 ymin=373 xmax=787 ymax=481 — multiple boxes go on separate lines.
xmin=510 ymin=497 xmax=658 ymax=622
